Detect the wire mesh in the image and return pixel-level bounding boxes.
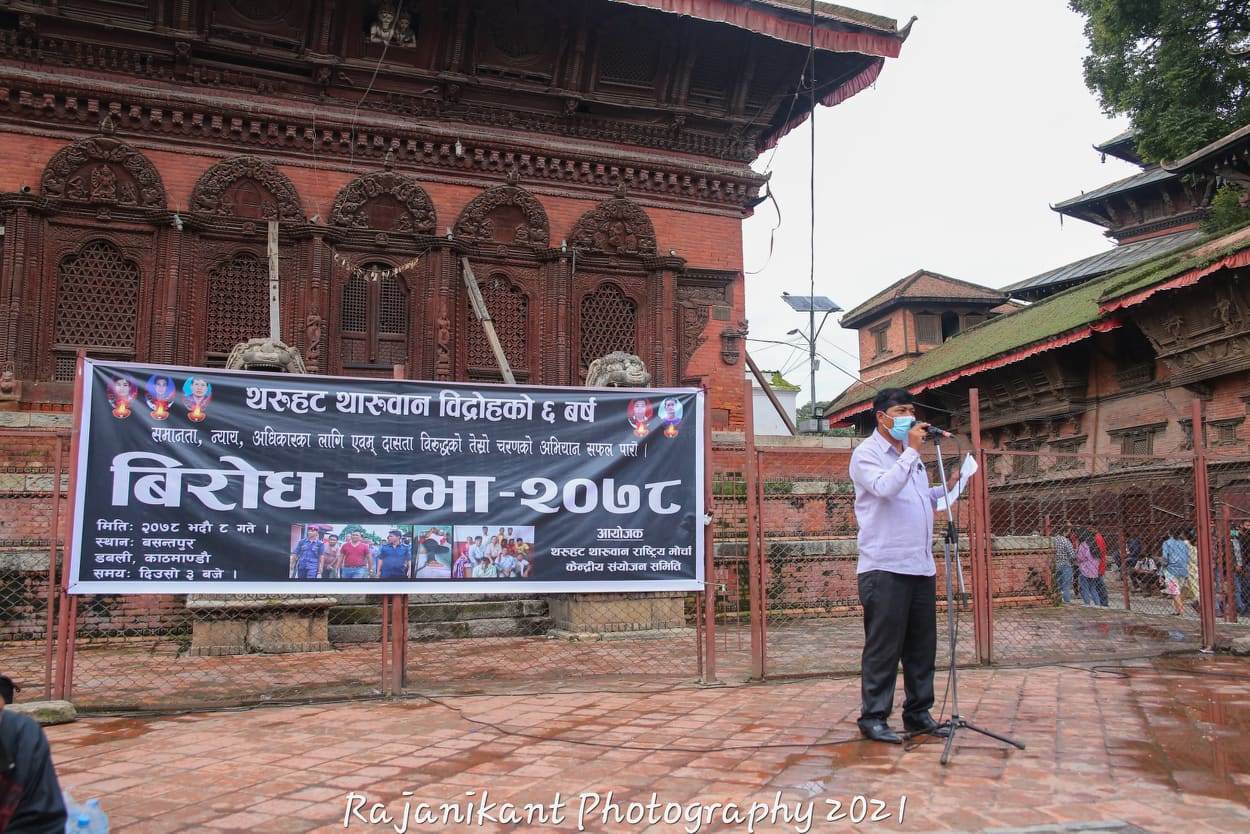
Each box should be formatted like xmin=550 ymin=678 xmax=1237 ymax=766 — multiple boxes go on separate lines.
xmin=982 ymin=449 xmax=1211 ymax=662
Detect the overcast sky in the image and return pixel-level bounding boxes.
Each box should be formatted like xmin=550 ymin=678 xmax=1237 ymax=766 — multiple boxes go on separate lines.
xmin=741 ymin=0 xmax=1138 ymax=413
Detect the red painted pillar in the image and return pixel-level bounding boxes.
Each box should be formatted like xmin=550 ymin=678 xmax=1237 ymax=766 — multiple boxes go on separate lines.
xmin=701 ymin=381 xmax=719 ymax=684
xmin=968 ymin=388 xmax=993 ymax=665
xmin=743 ymin=379 xmax=763 ymax=681
xmin=1192 ymin=399 xmax=1217 ymax=649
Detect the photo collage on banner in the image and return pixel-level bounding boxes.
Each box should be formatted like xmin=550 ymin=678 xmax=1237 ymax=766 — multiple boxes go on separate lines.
xmin=72 ymin=360 xmax=704 ymax=594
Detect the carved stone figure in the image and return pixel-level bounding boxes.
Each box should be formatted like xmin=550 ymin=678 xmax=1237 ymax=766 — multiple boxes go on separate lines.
xmin=395 ymin=14 xmax=416 ymax=47
xmin=304 ymin=315 xmax=323 ymax=373
xmin=585 ymin=352 xmax=651 ymax=388
xmin=0 ymin=362 xmax=19 ymax=400
xmin=225 ymin=337 xmax=307 ymax=374
xmin=370 ymin=4 xmax=397 ymax=44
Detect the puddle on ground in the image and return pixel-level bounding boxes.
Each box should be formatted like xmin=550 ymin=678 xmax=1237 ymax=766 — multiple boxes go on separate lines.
xmin=1109 ymin=655 xmax=1250 ymax=804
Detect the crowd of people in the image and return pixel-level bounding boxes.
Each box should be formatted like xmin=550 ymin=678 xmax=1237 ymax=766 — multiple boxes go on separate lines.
xmin=1052 ymin=523 xmax=1249 ymax=616
xmin=449 ymin=527 xmax=535 ymax=579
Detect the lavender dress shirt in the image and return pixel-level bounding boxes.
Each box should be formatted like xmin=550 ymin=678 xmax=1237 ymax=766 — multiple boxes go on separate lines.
xmin=849 ymin=429 xmax=945 ymax=577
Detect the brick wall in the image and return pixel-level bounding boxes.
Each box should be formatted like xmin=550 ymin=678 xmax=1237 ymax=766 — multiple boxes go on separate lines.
xmin=0 ymin=131 xmax=751 ymax=427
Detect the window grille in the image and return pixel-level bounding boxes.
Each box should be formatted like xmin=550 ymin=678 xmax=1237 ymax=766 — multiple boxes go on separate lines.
xmin=54 ymin=240 xmax=139 ymax=357
xmin=206 ymin=253 xmax=268 ymax=359
xmin=467 ymin=274 xmax=527 ymax=371
xmin=580 ymin=283 xmax=636 ymax=372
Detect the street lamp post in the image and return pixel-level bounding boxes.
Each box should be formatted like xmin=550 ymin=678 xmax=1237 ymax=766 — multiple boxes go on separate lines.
xmin=782 ymin=292 xmax=842 ymax=432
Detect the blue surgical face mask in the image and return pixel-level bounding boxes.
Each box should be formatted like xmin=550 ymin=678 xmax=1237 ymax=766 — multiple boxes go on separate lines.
xmin=887 ymin=415 xmax=915 ymax=442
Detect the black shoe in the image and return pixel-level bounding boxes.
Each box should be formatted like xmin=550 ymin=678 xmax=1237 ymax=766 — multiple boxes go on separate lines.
xmin=903 ymin=712 xmax=951 ymax=738
xmin=858 ymin=719 xmax=902 ymax=744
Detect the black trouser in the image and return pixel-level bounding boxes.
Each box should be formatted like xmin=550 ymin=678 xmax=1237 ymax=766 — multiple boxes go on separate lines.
xmin=857 ymin=570 xmax=937 ymax=726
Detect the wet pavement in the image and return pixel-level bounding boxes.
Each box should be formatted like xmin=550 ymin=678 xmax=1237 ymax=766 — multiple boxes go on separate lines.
xmin=43 ymin=653 xmax=1250 ymax=833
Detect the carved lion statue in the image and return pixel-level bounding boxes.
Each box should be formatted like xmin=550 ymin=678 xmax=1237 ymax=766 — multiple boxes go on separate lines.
xmin=585 ymin=352 xmax=651 ymax=388
xmin=225 ymin=338 xmax=307 ymax=374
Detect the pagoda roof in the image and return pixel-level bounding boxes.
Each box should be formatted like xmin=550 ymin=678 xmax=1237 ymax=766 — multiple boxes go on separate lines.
xmin=610 ymin=0 xmax=902 ymax=43
xmin=1052 ymin=166 xmax=1175 ymax=219
xmin=609 ymin=0 xmax=911 ymax=150
xmin=839 ymin=269 xmax=1007 ymax=328
xmin=1163 ymin=122 xmax=1250 ymax=177
xmin=1094 ymin=129 xmax=1143 ymax=165
xmin=1002 ymin=227 xmax=1206 ymax=300
xmin=825 ymin=224 xmax=1250 ymax=422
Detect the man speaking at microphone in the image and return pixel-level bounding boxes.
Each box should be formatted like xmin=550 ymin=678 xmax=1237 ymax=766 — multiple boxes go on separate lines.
xmin=849 ymin=388 xmax=961 ymax=744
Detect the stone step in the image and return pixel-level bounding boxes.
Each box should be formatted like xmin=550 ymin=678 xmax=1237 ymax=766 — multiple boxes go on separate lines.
xmin=329 ymin=597 xmax=551 ymax=643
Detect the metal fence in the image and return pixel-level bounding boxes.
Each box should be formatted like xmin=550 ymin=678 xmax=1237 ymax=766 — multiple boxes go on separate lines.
xmin=6 ymin=395 xmax=1250 ymax=711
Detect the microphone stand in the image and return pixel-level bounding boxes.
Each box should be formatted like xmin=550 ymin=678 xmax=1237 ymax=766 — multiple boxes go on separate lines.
xmin=930 ymin=434 xmax=1025 ymax=765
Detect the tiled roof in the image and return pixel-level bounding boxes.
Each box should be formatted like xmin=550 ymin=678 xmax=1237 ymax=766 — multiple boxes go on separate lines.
xmin=825 ymin=224 xmax=1250 ymax=421
xmin=749 ymin=0 xmax=899 ymax=31
xmin=1164 ymin=122 xmax=1250 ymax=173
xmin=1052 ymin=166 xmax=1174 ymax=212
xmin=1003 ymin=228 xmax=1206 ymax=296
xmin=840 ymin=270 xmax=1006 ymax=327
xmin=1094 ymin=129 xmax=1142 ymax=165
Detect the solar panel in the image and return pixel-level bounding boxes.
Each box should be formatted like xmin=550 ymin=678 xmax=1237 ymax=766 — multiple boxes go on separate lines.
xmin=781 ymin=294 xmax=842 ymax=313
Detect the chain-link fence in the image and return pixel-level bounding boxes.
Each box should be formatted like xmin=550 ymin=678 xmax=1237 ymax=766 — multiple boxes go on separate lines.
xmin=9 ymin=410 xmax=1250 ymax=711
xmin=981 ymin=449 xmax=1208 ymax=663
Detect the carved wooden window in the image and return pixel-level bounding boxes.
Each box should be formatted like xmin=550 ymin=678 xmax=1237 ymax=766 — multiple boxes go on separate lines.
xmin=340 ymin=264 xmax=409 ymax=371
xmin=1109 ymin=422 xmax=1167 ymax=462
xmin=206 ymin=253 xmax=268 ymax=365
xmin=580 ymin=283 xmax=637 ymax=373
xmin=915 ymin=313 xmax=939 ymax=345
xmin=53 ymin=240 xmax=140 ymax=380
xmin=688 ymin=42 xmax=733 ymax=108
xmin=467 ymin=273 xmax=528 ymax=378
xmin=871 ymin=323 xmax=890 ymax=357
xmin=1050 ymin=436 xmax=1088 ymax=471
xmin=597 ymin=19 xmax=660 ymax=91
xmin=963 ymin=313 xmax=986 ymax=329
xmin=1005 ymin=440 xmax=1043 ymax=477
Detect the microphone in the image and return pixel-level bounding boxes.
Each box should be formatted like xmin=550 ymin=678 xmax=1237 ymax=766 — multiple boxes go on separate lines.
xmin=923 ymin=424 xmax=954 ymax=439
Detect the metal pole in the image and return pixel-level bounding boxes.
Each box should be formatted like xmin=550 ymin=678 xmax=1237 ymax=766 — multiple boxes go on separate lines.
xmin=701 ymin=381 xmax=718 ymax=684
xmin=267 ymin=220 xmax=280 ymax=340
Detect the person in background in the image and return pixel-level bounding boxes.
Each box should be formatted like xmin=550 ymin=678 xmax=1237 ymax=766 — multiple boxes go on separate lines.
xmin=0 ymin=674 xmax=68 ymax=833
xmin=1075 ymin=532 xmax=1103 ymax=606
xmin=1091 ymin=526 xmax=1110 ymax=606
xmin=1053 ymin=529 xmax=1076 ymax=604
xmin=321 ymin=533 xmax=342 ymax=579
xmin=1161 ymin=529 xmax=1189 ymax=616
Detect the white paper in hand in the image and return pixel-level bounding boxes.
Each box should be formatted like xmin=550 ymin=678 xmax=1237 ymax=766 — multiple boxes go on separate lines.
xmin=936 ymin=454 xmax=979 ymax=511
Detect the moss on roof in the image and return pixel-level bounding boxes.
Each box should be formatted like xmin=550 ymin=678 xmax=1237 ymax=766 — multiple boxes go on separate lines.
xmin=827 ymin=223 xmax=1250 ymax=418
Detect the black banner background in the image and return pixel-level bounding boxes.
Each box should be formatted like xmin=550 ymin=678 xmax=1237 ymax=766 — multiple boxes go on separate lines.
xmin=69 ymin=360 xmax=704 ymax=594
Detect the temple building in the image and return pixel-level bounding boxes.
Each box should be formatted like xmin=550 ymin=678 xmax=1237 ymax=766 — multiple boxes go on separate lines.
xmin=0 ymin=0 xmax=911 ymax=429
xmin=824 ymin=123 xmax=1250 ymax=532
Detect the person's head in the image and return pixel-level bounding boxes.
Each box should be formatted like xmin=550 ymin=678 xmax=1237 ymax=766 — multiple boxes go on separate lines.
xmin=872 ymin=388 xmax=916 ymax=439
xmin=475 ymin=535 xmax=483 ymax=544
xmin=113 ymin=377 xmax=131 ymax=397
xmin=631 ymin=399 xmax=649 ymax=420
xmin=306 ymin=527 xmax=321 ymax=539
xmin=0 ymin=674 xmax=16 ymax=705
xmin=349 ymin=530 xmax=362 ymax=543
xmin=151 ymin=377 xmax=170 ymax=397
xmin=388 ymin=529 xmax=402 ymax=544
xmin=327 ymin=534 xmax=338 ymax=547
xmin=190 ymin=377 xmax=208 ymax=398
xmin=663 ymin=398 xmax=680 ymax=420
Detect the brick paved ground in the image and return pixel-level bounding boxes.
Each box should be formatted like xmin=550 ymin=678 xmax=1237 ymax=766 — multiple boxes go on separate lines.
xmin=42 ymin=653 xmax=1250 ymax=834
xmin=5 ymin=601 xmax=1232 ymax=710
